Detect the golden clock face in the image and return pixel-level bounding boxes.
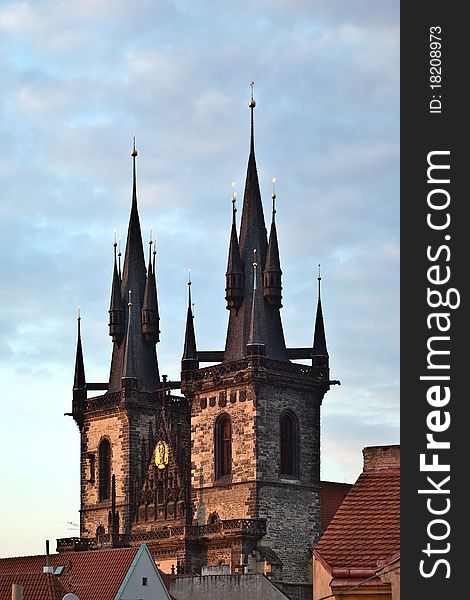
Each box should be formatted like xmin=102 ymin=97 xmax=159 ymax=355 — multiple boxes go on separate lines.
xmin=154 ymin=440 xmax=169 ymax=470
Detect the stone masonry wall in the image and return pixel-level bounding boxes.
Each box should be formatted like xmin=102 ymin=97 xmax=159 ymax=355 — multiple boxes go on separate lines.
xmin=189 ymin=365 xmax=324 ymax=584
xmin=255 ymin=382 xmax=322 ymax=584
xmin=363 ymin=444 xmax=400 ymax=471
xmin=191 ymin=384 xmax=258 ymax=523
xmin=80 ymin=394 xmax=157 ymax=538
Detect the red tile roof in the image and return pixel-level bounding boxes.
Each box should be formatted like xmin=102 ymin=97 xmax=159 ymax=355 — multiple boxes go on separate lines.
xmin=0 ymin=573 xmax=66 ymax=600
xmin=0 ymin=546 xmax=140 ymax=600
xmin=320 ymin=481 xmax=352 ymax=533
xmin=315 ymin=467 xmax=400 ymax=571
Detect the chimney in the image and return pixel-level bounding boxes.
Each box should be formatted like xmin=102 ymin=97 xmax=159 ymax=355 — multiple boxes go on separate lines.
xmin=11 ymin=584 xmax=23 ymax=600
xmin=43 ymin=539 xmax=54 ymax=574
xmin=363 ymin=445 xmax=400 ymax=471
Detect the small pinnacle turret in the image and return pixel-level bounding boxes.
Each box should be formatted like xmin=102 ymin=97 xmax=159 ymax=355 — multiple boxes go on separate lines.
xmin=182 ymin=273 xmax=199 ymax=372
xmin=225 ymin=186 xmax=244 ymax=310
xmin=73 ymin=309 xmax=86 ymax=415
xmin=109 ymin=237 xmax=125 ymax=343
xmin=141 ymin=237 xmax=160 ymax=344
xmin=312 ymin=266 xmax=329 ymax=369
xmin=263 ymin=179 xmax=282 ymax=308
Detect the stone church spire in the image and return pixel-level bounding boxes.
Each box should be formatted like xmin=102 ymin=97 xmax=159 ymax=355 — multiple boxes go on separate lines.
xmin=224 ymin=86 xmax=287 ymax=362
xmin=312 ymin=266 xmax=329 ymax=368
xmin=225 ymin=186 xmax=244 ymax=310
xmin=73 ymin=309 xmax=86 ymax=392
xmin=263 ymin=181 xmax=282 ymax=308
xmin=141 ymin=238 xmax=160 ymax=344
xmin=72 ymin=309 xmax=87 ymax=421
xmin=108 ymin=236 xmax=125 ymax=343
xmin=107 ymin=140 xmax=160 ymax=392
xmin=182 ymin=273 xmax=199 ymax=372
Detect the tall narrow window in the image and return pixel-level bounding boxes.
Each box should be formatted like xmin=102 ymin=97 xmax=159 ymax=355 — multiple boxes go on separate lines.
xmin=280 ymin=412 xmax=298 ymax=476
xmin=215 ymin=414 xmax=232 ymax=479
xmin=98 ymin=438 xmax=111 ymax=501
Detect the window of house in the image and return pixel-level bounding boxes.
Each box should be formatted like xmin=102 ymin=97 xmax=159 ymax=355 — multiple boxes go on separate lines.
xmin=215 ymin=414 xmax=232 ymax=479
xmin=98 ymin=438 xmax=111 ymax=501
xmin=280 ymin=412 xmax=298 ymax=476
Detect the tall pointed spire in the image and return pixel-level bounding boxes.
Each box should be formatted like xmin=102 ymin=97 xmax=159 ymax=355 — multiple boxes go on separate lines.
xmin=74 ymin=308 xmax=86 ymax=390
xmin=238 ymin=82 xmax=268 ymax=263
xmin=73 ymin=308 xmax=87 ymax=419
xmin=224 ymin=86 xmax=287 ymax=362
xmin=141 ymin=234 xmax=160 ymax=344
xmin=225 ymin=183 xmax=244 ymax=310
xmin=121 ymin=136 xmax=147 ymax=303
xmin=312 ymin=266 xmax=329 ymax=366
xmin=263 ymin=178 xmax=282 ymax=308
xmin=108 ymin=139 xmax=159 ymax=392
xmin=182 ymin=272 xmax=199 ymax=372
xmin=109 ymin=233 xmax=125 ymax=343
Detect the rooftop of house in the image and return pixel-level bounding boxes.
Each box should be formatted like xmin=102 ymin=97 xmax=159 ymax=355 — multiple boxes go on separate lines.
xmin=320 ymin=480 xmax=353 ymax=534
xmin=0 ymin=545 xmax=169 ymax=600
xmin=314 ymin=445 xmax=400 ymax=571
xmin=0 ymin=572 xmax=66 ymax=600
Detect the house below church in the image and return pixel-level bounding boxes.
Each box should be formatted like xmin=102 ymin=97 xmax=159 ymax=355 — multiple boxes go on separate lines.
xmin=313 ymin=445 xmax=400 ymax=600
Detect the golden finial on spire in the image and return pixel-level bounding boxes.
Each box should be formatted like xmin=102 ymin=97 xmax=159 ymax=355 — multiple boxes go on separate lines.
xmin=249 ymin=81 xmax=256 ymax=109
xmin=318 ymin=263 xmax=321 ymax=282
xmin=231 ymin=181 xmax=237 ymax=222
xmin=131 ymin=135 xmax=138 ymax=157
xmin=77 ymin=305 xmax=81 ymax=321
xmin=271 ymin=177 xmax=277 ymax=216
xmin=188 ymin=268 xmax=192 ymax=286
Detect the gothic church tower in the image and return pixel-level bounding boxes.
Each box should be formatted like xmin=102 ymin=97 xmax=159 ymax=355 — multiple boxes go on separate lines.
xmin=181 ymin=93 xmax=334 ymax=584
xmin=67 ymin=95 xmax=336 ymax=597
xmin=70 ymin=142 xmax=192 ymax=555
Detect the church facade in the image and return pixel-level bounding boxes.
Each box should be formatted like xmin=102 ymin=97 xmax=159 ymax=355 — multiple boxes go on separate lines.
xmin=64 ymin=96 xmax=337 ymax=600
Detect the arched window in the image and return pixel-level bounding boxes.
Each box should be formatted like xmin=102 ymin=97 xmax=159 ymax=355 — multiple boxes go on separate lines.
xmin=96 ymin=525 xmax=105 ymax=539
xmin=280 ymin=412 xmax=298 ymax=476
xmin=98 ymin=438 xmax=111 ymax=501
xmin=215 ymin=414 xmax=232 ymax=479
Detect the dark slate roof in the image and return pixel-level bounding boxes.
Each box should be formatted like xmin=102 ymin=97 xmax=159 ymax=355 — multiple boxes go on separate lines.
xmin=312 ymin=279 xmax=328 ymax=357
xmin=107 ymin=149 xmax=159 ymax=392
xmin=226 ymin=208 xmax=243 ymax=277
xmin=73 ymin=316 xmax=86 ymax=389
xmin=182 ymin=282 xmax=197 ymax=361
xmin=224 ymin=104 xmax=287 ymax=362
xmin=264 ymin=217 xmax=281 ymax=276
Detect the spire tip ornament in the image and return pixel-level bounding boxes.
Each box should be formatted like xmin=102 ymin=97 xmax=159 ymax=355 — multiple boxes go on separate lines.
xmin=131 ymin=135 xmax=138 ymax=157
xmin=271 ymin=177 xmax=277 ymax=216
xmin=248 ymin=81 xmax=256 ymax=109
